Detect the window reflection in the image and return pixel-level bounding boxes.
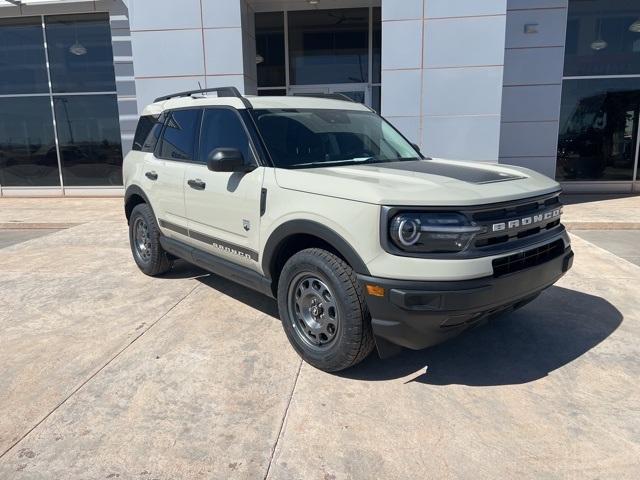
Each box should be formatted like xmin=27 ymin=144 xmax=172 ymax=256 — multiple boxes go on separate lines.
xmin=288 ymin=8 xmax=369 ymax=85
xmin=557 ymin=79 xmax=640 ymax=181
xmin=54 ymin=95 xmax=123 ymax=186
xmin=256 ymin=12 xmax=286 ymax=88
xmin=565 ymin=0 xmax=640 ymax=76
xmin=0 ymin=97 xmax=59 ymax=187
xmin=158 ymin=109 xmax=201 ymax=162
xmin=0 ymin=18 xmax=49 ymax=95
xmin=46 ymin=13 xmax=117 ymax=93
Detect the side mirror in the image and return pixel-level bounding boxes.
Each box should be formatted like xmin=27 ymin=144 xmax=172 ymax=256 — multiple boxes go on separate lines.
xmin=207 ymin=148 xmax=254 ymax=173
xmin=411 ymin=143 xmax=422 ymax=154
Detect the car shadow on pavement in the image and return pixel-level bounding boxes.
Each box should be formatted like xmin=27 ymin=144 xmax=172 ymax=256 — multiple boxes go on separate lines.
xmin=340 ymin=286 xmax=622 ymax=386
xmin=166 ymin=260 xmax=280 ymax=318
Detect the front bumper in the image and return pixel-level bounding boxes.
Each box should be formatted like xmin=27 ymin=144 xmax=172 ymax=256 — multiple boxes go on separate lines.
xmin=358 ymin=246 xmax=574 ymax=353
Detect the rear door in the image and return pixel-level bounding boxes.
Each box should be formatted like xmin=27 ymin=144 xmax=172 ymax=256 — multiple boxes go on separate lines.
xmin=150 ymin=108 xmax=202 ymax=239
xmin=183 ymin=107 xmax=264 ymax=270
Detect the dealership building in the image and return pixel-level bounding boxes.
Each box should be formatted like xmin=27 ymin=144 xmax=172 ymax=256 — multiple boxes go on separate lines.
xmin=0 ymin=0 xmax=638 ymax=196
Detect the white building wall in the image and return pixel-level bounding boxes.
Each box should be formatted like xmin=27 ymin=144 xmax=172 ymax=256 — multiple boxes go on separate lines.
xmin=128 ymin=0 xmax=255 ymax=112
xmin=499 ymin=0 xmax=568 ymax=178
xmin=381 ymin=0 xmax=508 ymax=163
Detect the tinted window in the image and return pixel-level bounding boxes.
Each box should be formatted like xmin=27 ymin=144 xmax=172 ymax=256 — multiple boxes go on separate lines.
xmin=288 ymin=8 xmax=369 ymax=85
xmin=45 ymin=13 xmax=117 ymax=93
xmin=557 ymin=78 xmax=640 ymax=181
xmin=564 ymin=0 xmax=640 ymax=76
xmin=0 ymin=17 xmax=49 ymax=95
xmin=0 ymin=97 xmax=59 ymax=187
xmin=159 ymin=109 xmax=201 ymax=161
xmin=256 ymin=12 xmax=285 ymax=87
xmin=54 ymin=95 xmax=123 ymax=186
xmin=199 ymin=109 xmax=252 ymax=164
xmin=132 ymin=115 xmax=161 ymax=152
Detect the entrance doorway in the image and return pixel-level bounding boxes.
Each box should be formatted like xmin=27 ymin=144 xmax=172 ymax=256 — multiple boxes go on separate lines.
xmin=289 ymin=84 xmax=369 ymax=106
xmin=254 ymin=6 xmax=382 ymax=113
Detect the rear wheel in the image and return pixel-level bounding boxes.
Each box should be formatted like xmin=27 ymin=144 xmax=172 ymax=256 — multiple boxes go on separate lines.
xmin=277 ymin=248 xmax=374 ymax=372
xmin=129 ymin=203 xmax=171 ymax=276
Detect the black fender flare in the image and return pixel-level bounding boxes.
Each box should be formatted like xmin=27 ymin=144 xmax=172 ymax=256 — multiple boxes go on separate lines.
xmin=262 ymin=220 xmax=371 ymax=278
xmin=124 ymin=184 xmax=153 ymax=222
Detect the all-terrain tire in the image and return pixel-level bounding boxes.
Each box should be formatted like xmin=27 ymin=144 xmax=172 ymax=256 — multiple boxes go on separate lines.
xmin=129 ymin=203 xmax=172 ymax=276
xmin=277 ymin=248 xmax=375 ymax=372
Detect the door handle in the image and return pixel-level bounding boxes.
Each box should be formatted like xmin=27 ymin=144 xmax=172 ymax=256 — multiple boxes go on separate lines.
xmin=145 ymin=171 xmax=158 ymax=180
xmin=187 ymin=178 xmax=206 ymax=190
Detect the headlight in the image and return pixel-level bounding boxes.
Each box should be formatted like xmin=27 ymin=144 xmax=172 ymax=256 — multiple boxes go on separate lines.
xmin=389 ymin=212 xmax=484 ymax=253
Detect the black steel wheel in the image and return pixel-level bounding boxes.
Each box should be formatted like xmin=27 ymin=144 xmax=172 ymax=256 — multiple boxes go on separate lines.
xmin=277 ymin=248 xmax=375 ymax=372
xmin=128 ymin=203 xmax=172 ymax=276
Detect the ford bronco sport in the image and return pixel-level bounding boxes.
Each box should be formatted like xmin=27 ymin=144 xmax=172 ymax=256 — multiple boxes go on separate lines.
xmin=124 ymin=87 xmax=573 ymax=372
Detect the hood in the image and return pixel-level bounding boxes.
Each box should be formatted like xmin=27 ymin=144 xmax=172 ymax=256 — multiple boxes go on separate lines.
xmin=274 ymin=158 xmax=560 ymax=206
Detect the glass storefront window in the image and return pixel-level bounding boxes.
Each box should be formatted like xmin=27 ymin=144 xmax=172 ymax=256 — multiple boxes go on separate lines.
xmin=288 ymin=8 xmax=369 ymax=85
xmin=45 ymin=13 xmax=117 ymax=93
xmin=0 ymin=17 xmax=49 ymax=95
xmin=0 ymin=97 xmax=59 ymax=187
xmin=54 ymin=95 xmax=123 ymax=186
xmin=557 ymin=78 xmax=640 ymax=181
xmin=256 ymin=12 xmax=286 ymax=88
xmin=0 ymin=13 xmax=122 ymax=191
xmin=258 ymin=89 xmax=287 ymax=96
xmin=372 ymin=7 xmax=381 ymax=85
xmin=565 ymin=0 xmax=640 ymax=77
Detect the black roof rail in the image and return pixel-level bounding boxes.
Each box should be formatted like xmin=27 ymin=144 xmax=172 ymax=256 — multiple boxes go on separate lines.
xmin=292 ymin=93 xmax=356 ymax=103
xmin=154 ymin=86 xmax=252 ymax=108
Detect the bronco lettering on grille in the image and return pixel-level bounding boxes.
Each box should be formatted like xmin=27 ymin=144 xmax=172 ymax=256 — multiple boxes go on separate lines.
xmin=492 ymin=208 xmax=562 ymax=233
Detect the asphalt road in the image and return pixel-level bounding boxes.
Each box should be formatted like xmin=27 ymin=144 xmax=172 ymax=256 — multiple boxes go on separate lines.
xmin=0 ymin=223 xmax=638 ymax=479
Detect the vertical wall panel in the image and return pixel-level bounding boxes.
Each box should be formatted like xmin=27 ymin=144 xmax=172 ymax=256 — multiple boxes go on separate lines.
xmin=381 ymin=0 xmax=507 ymax=162
xmin=499 ymin=0 xmax=568 ymax=176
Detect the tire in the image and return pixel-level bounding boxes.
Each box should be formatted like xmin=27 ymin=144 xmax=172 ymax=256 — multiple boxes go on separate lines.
xmin=129 ymin=203 xmax=172 ymax=276
xmin=277 ymin=248 xmax=375 ymax=372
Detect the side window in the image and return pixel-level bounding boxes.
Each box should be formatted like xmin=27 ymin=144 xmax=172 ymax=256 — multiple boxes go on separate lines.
xmin=132 ymin=115 xmax=162 ymax=152
xmin=198 ymin=108 xmax=253 ymax=164
xmin=158 ymin=109 xmax=201 ymax=161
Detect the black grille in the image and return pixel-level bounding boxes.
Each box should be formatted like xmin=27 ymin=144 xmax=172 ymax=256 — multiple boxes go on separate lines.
xmin=472 ymin=194 xmax=562 ymax=249
xmin=492 ymin=240 xmax=564 ymax=277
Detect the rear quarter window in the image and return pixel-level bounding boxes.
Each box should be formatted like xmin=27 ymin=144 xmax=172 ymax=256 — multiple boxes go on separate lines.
xmin=132 ymin=115 xmax=162 ymax=152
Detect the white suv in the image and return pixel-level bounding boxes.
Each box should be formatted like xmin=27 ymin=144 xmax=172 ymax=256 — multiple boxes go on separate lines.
xmin=123 ymin=87 xmax=573 ymax=372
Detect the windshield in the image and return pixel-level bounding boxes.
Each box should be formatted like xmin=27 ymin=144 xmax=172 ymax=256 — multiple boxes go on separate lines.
xmin=250 ymin=108 xmax=421 ymax=168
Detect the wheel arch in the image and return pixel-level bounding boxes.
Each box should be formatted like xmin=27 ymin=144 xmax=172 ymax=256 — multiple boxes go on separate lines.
xmin=124 ymin=185 xmax=152 ymax=224
xmin=262 ymin=220 xmax=370 ymax=296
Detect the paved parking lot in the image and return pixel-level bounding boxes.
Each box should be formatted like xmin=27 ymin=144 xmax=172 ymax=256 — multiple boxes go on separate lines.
xmin=0 ymin=201 xmax=639 ymax=479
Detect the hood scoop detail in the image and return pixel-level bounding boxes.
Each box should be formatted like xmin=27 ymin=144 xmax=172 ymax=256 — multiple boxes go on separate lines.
xmin=372 ymin=160 xmax=526 ymax=184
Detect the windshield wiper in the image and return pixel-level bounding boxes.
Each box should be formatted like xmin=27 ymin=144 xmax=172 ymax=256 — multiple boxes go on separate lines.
xmin=289 ymin=157 xmax=375 ymax=168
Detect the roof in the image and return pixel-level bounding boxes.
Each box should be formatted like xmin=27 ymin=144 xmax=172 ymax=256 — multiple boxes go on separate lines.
xmin=141 ymin=95 xmax=371 ymax=116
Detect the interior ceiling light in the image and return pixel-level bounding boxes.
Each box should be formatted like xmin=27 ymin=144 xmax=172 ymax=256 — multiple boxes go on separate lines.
xmin=630 ymin=18 xmax=640 ymax=33
xmin=69 ymin=24 xmax=87 ymax=56
xmin=69 ymin=41 xmax=87 ymax=56
xmin=591 ymin=20 xmax=607 ymax=51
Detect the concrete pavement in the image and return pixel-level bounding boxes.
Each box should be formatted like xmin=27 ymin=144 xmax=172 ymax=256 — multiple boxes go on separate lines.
xmin=0 ymin=198 xmax=638 ymax=478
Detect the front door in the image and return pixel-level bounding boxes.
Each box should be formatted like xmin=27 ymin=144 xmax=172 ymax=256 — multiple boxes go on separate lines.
xmin=183 ymin=107 xmax=264 ymax=270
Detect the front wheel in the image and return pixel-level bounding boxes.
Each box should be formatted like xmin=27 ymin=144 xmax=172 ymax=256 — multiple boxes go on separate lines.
xmin=277 ymin=248 xmax=375 ymax=372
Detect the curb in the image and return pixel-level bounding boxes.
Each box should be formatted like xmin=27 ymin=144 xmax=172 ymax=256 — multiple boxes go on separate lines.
xmin=565 ymin=222 xmax=640 ymax=231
